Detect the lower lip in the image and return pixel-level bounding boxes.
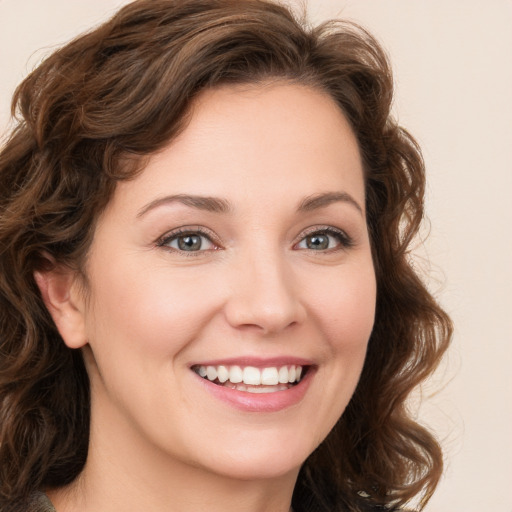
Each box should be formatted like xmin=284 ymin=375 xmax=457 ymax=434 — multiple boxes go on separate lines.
xmin=194 ymin=369 xmax=314 ymax=413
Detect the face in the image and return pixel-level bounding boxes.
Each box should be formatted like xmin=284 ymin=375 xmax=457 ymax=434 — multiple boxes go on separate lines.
xmin=68 ymin=83 xmax=376 ymax=482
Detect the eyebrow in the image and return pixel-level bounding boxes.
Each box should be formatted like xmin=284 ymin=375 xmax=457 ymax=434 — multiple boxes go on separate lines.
xmin=297 ymin=192 xmax=363 ymax=215
xmin=137 ymin=194 xmax=232 ymax=217
xmin=137 ymin=191 xmax=363 ymax=218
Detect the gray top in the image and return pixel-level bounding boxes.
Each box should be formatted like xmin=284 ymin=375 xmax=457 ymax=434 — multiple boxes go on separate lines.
xmin=25 ymin=493 xmax=56 ymax=512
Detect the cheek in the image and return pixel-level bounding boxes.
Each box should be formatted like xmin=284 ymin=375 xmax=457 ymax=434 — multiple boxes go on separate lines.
xmin=296 ymin=261 xmax=375 ymax=442
xmin=85 ymin=257 xmax=223 ymax=360
xmin=308 ymin=262 xmax=376 ymax=353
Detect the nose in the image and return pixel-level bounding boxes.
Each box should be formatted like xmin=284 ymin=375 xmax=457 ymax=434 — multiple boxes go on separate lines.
xmin=223 ymin=250 xmax=306 ymax=335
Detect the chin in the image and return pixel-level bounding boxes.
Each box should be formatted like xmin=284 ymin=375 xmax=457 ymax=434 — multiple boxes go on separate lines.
xmin=204 ymin=453 xmax=304 ymax=482
xmin=186 ymin=430 xmax=320 ymax=482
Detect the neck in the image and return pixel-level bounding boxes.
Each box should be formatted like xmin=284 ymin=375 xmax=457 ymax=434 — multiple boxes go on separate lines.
xmin=49 ymin=464 xmax=296 ymax=512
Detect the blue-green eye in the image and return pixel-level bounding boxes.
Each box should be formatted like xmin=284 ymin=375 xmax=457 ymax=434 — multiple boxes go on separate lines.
xmin=159 ymin=231 xmax=216 ymax=252
xmin=296 ymin=229 xmax=351 ymax=251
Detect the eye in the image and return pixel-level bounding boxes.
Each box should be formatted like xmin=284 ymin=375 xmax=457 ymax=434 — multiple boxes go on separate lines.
xmin=158 ymin=229 xmax=217 ymax=253
xmin=295 ymin=228 xmax=352 ymax=251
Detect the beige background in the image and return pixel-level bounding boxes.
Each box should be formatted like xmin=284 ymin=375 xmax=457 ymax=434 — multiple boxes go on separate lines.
xmin=1 ymin=1 xmax=511 ymax=511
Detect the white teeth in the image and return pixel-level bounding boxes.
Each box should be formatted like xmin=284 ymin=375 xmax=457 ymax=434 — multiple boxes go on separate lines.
xmin=278 ymin=366 xmax=289 ymax=384
xmin=243 ymin=366 xmax=261 ymax=385
xmin=261 ymin=367 xmax=279 ymax=385
xmin=229 ymin=365 xmax=243 ymax=383
xmin=247 ymin=385 xmax=280 ymax=393
xmin=194 ymin=364 xmax=305 ymax=388
xmin=206 ymin=366 xmax=217 ymax=381
xmin=217 ymin=365 xmax=229 ymax=383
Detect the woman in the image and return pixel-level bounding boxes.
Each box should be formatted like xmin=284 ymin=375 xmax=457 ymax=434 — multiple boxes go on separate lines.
xmin=0 ymin=1 xmax=452 ymax=511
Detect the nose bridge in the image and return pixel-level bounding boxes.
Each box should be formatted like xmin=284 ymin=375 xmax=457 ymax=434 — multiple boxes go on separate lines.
xmin=224 ymin=240 xmax=304 ymax=334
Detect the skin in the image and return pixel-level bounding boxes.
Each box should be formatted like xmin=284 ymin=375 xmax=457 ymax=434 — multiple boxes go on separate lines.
xmin=36 ymin=83 xmax=376 ymax=512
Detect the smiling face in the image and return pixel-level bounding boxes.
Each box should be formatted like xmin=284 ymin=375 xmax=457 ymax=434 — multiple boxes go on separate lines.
xmin=55 ymin=83 xmax=376 ymax=485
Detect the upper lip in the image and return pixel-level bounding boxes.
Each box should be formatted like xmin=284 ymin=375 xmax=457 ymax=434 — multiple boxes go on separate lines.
xmin=189 ymin=356 xmax=314 ymax=368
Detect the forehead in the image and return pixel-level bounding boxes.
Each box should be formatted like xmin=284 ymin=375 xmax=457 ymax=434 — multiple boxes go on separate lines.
xmin=187 ymin=81 xmax=360 ymax=165
xmin=105 ymin=82 xmax=364 ymax=216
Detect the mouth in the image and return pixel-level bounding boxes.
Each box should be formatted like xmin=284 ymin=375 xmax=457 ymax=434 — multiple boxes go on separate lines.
xmin=191 ymin=364 xmax=308 ymax=394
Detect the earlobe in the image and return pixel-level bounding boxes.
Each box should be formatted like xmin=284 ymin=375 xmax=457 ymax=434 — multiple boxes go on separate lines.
xmin=34 ymin=259 xmax=88 ymax=349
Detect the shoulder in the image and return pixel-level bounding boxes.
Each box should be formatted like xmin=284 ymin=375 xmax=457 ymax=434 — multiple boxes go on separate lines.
xmin=21 ymin=492 xmax=56 ymax=512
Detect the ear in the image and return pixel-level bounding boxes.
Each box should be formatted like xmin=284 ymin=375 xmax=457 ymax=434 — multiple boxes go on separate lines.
xmin=34 ymin=256 xmax=88 ymax=349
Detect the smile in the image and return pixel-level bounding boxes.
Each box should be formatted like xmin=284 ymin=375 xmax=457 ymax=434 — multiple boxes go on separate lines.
xmin=192 ymin=364 xmax=305 ymax=393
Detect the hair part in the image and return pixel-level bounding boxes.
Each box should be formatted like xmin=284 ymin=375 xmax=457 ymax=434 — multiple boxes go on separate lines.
xmin=0 ymin=1 xmax=452 ymax=511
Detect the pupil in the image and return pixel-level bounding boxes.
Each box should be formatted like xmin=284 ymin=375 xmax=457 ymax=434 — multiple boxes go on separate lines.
xmin=178 ymin=235 xmax=201 ymax=251
xmin=307 ymin=234 xmax=329 ymax=250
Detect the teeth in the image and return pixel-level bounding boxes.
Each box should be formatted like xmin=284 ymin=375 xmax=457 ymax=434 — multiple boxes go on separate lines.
xmin=246 ymin=384 xmax=289 ymax=393
xmin=217 ymin=365 xmax=229 ymax=383
xmin=278 ymin=366 xmax=289 ymax=384
xmin=229 ymin=365 xmax=243 ymax=383
xmin=261 ymin=367 xmax=279 ymax=385
xmin=194 ymin=364 xmax=305 ymax=387
xmin=206 ymin=366 xmax=217 ymax=381
xmin=243 ymin=366 xmax=261 ymax=385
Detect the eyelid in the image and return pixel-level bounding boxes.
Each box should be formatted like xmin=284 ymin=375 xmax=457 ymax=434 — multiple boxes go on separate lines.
xmin=155 ymin=224 xmax=353 ymax=253
xmin=294 ymin=225 xmax=354 ymax=250
xmin=156 ymin=226 xmax=222 ymax=251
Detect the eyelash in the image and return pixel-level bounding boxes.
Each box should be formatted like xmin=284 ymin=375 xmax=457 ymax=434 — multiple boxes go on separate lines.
xmin=156 ymin=225 xmax=353 ymax=254
xmin=156 ymin=227 xmax=220 ymax=255
xmin=295 ymin=226 xmax=354 ymax=252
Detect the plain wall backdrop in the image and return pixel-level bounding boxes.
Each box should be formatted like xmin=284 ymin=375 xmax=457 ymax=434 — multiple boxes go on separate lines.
xmin=1 ymin=1 xmax=511 ymax=511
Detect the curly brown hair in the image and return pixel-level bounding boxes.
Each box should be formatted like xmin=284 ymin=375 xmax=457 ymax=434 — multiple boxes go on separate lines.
xmin=0 ymin=1 xmax=452 ymax=511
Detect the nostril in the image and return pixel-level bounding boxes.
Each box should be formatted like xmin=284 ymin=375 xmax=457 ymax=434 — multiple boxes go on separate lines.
xmin=223 ymin=272 xmax=306 ymax=334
